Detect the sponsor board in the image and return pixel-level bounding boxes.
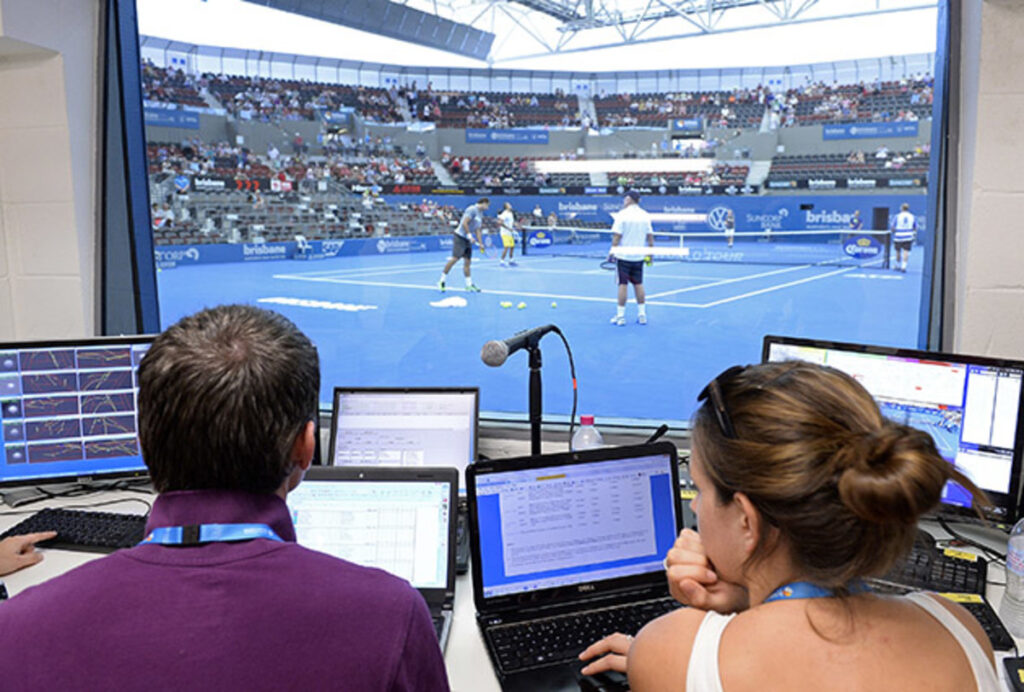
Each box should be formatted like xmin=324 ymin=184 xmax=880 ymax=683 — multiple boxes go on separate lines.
xmin=465 ymin=129 xmax=550 ymax=144
xmin=527 ymin=230 xmax=553 ymax=248
xmin=808 ymin=179 xmax=838 ymax=190
xmin=822 ymin=122 xmax=920 ymax=140
xmin=144 ymin=108 xmax=200 ymax=130
xmin=843 ymin=235 xmax=884 ymax=259
xmin=671 ymin=118 xmax=703 ymax=132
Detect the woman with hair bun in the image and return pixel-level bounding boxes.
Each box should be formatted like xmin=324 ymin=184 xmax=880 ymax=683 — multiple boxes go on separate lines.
xmin=580 ymin=361 xmax=999 ymax=691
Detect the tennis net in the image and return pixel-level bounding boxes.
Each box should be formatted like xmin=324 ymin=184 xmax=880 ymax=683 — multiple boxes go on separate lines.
xmin=520 ymin=227 xmax=892 ymax=268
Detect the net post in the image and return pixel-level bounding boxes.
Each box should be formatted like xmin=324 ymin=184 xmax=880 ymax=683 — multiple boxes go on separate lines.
xmin=884 ymin=229 xmax=892 ymax=270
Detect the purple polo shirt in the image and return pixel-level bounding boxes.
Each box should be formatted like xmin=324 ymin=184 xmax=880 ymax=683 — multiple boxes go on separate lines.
xmin=0 ymin=489 xmax=450 ymax=691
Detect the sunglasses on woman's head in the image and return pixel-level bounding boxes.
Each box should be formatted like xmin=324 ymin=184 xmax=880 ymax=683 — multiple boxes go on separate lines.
xmin=697 ymin=365 xmax=747 ymax=440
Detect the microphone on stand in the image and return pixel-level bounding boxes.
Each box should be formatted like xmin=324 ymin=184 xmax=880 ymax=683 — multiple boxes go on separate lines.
xmin=480 ymin=324 xmax=560 ymax=367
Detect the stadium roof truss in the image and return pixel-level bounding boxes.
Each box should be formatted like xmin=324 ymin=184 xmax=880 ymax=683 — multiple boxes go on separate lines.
xmin=390 ymin=0 xmax=938 ymax=64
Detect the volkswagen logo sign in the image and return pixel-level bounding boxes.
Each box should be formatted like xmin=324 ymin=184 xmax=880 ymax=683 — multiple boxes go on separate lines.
xmin=706 ymin=206 xmax=733 ymax=232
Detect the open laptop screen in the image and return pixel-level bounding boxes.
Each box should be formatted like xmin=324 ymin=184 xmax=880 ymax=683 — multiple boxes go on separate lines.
xmin=328 ymin=388 xmax=478 ymax=495
xmin=473 ymin=452 xmax=677 ymax=599
xmin=764 ymin=336 xmax=1024 ymax=522
xmin=288 ymin=477 xmax=453 ymax=589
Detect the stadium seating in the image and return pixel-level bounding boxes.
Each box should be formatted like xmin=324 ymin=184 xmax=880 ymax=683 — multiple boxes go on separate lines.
xmin=410 ymin=89 xmax=580 ymax=128
xmin=607 ymin=164 xmax=749 ymax=187
xmin=150 ymin=191 xmax=460 ymax=246
xmin=141 ymin=60 xmax=207 ymax=108
xmin=765 ymin=149 xmax=930 ymax=186
xmin=203 ymin=74 xmax=401 ymax=123
xmin=445 ymin=156 xmax=590 ymax=187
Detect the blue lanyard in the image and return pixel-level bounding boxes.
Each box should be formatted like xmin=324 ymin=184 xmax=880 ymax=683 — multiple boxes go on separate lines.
xmin=764 ymin=580 xmax=871 ymax=603
xmin=141 ymin=523 xmax=284 ymax=546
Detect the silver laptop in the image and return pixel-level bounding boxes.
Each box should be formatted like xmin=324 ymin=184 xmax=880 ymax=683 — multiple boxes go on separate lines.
xmin=286 ymin=466 xmax=459 ymax=652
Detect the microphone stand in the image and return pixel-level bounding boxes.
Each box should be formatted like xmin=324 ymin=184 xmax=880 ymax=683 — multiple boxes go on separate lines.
xmin=527 ymin=343 xmax=543 ymax=456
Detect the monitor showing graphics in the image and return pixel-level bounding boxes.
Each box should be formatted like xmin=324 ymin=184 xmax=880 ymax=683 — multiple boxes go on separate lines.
xmin=0 ymin=337 xmax=153 ymax=486
xmin=328 ymin=388 xmax=478 ymax=493
xmin=764 ymin=336 xmax=1024 ymax=521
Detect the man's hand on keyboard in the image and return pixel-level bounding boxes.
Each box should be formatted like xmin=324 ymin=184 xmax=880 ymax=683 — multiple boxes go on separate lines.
xmin=665 ymin=529 xmax=748 ymax=613
xmin=0 ymin=532 xmax=57 ymax=576
xmin=579 ymin=632 xmax=633 ymax=676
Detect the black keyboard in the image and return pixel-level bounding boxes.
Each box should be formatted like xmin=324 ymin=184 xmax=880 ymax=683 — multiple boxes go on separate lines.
xmin=0 ymin=507 xmax=147 ymax=553
xmin=486 ymin=598 xmax=679 ymax=674
xmin=868 ymin=580 xmax=1015 ymax=651
xmin=878 ymin=543 xmax=987 ymax=594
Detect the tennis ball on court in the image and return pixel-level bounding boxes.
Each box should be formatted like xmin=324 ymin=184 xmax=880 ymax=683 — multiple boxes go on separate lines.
xmin=550 ymin=301 xmax=557 ymax=308
xmin=517 ymin=302 xmax=527 ymax=310
xmin=500 ymin=301 xmax=513 ymax=309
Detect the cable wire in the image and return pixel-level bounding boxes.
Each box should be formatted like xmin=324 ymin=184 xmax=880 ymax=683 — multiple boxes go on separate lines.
xmin=552 ymin=327 xmax=577 ymax=450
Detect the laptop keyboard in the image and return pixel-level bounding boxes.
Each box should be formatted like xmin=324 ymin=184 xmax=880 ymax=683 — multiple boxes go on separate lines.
xmin=487 ymin=598 xmax=680 ymax=674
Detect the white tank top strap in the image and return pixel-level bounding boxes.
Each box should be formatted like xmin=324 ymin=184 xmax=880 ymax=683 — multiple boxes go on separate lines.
xmin=685 ymin=610 xmax=737 ymax=692
xmin=903 ymin=592 xmax=1001 ymax=692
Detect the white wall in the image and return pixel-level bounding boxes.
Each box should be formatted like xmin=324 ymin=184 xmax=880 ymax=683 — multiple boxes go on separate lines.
xmin=0 ymin=0 xmax=100 ymax=339
xmin=955 ymin=0 xmax=1024 ymax=358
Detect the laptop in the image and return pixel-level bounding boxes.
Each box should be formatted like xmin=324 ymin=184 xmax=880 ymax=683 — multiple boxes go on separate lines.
xmin=286 ymin=466 xmax=459 ymax=652
xmin=327 ymin=387 xmax=479 ymax=573
xmin=467 ymin=442 xmax=683 ymax=691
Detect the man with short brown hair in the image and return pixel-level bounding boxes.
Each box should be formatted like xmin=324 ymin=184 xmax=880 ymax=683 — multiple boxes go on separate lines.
xmin=0 ymin=305 xmax=450 ymax=691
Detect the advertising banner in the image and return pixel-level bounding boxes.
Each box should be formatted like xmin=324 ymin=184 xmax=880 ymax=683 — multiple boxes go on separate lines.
xmin=670 ymin=118 xmax=703 ymax=133
xmin=465 ymin=129 xmax=550 ymax=144
xmin=144 ymin=108 xmax=200 ymax=130
xmin=767 ymin=176 xmax=927 ymax=190
xmin=822 ymin=122 xmax=920 ymax=140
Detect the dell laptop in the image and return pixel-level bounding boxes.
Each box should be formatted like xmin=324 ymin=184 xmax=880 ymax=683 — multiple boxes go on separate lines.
xmin=467 ymin=441 xmax=683 ymax=691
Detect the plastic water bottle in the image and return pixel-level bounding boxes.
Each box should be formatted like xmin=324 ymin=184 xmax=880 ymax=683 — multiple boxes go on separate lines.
xmin=1001 ymin=518 xmax=1024 ymax=636
xmin=571 ymin=415 xmax=604 ymax=451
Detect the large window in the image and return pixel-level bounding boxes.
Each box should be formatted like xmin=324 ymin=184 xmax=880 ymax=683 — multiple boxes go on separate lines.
xmin=123 ymin=0 xmax=952 ymax=426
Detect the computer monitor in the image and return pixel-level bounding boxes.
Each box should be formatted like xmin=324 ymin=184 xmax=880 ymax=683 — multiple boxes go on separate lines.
xmin=0 ymin=336 xmax=153 ymax=487
xmin=327 ymin=387 xmax=478 ymax=495
xmin=763 ymin=336 xmax=1024 ymax=522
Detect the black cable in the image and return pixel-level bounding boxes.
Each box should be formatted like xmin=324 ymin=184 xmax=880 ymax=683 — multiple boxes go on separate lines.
xmin=936 ymin=515 xmax=1007 ymax=563
xmin=0 ymin=496 xmax=153 ymax=518
xmin=552 ymin=327 xmax=578 ymax=450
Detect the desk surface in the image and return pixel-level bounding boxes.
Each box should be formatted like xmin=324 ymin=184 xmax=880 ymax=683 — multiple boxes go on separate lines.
xmin=0 ymin=493 xmax=1019 ymax=692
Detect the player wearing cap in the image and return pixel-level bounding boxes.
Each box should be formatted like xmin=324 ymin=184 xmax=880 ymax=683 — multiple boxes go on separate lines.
xmin=891 ymin=203 xmax=916 ymax=273
xmin=609 ymin=191 xmax=654 ymax=326
xmin=439 ymin=198 xmax=489 ymax=292
xmin=498 ymin=202 xmax=518 ymax=267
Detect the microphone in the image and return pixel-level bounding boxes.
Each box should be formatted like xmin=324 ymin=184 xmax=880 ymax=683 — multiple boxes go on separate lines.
xmin=481 ymin=325 xmax=559 ymax=367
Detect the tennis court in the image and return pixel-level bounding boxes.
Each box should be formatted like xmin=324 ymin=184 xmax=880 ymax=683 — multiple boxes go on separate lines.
xmin=156 ymin=234 xmax=924 ymax=424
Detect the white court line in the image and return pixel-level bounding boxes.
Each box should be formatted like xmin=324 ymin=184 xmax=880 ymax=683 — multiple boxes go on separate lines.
xmin=646 ymin=263 xmax=814 ymax=299
xmin=272 ymin=273 xmax=705 ymax=308
xmin=699 ymin=265 xmax=859 ymax=308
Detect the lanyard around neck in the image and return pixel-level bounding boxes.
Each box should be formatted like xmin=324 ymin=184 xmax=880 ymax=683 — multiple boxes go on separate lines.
xmin=764 ymin=580 xmax=871 ymax=604
xmin=141 ymin=523 xmax=284 ymax=546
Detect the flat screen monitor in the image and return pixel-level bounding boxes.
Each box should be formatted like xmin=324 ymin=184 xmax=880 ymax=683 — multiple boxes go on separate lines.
xmin=0 ymin=336 xmax=153 ymax=486
xmin=763 ymin=335 xmax=1024 ymax=523
xmin=327 ymin=387 xmax=478 ymax=495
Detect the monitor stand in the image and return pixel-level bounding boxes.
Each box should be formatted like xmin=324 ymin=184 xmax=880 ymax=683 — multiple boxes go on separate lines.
xmin=0 ymin=483 xmax=75 ymax=508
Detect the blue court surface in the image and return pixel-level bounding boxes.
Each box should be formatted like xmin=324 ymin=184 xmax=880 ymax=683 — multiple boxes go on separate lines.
xmin=156 ymin=248 xmax=925 ymax=424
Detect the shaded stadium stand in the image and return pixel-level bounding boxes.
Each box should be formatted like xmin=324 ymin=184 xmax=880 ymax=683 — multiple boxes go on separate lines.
xmin=445 ymin=156 xmax=590 ymax=187
xmin=608 ymin=164 xmax=749 ymax=187
xmin=411 ymin=90 xmax=580 ymax=128
xmin=203 ymin=74 xmax=401 ymax=123
xmin=594 ymin=90 xmax=766 ymax=128
xmin=765 ymin=149 xmax=930 ymax=187
xmin=141 ymin=60 xmax=207 ymax=108
xmin=150 ymin=192 xmax=461 ymax=245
